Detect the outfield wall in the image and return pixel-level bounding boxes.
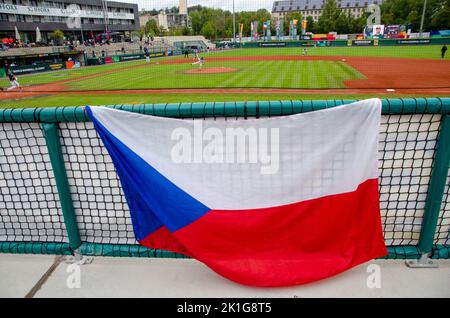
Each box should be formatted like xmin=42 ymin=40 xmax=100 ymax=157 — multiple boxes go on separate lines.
xmin=218 ymin=37 xmax=450 ymax=49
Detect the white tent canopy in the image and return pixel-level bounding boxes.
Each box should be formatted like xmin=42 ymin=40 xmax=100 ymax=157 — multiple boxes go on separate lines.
xmin=14 ymin=26 xmax=20 ymax=41
xmin=36 ymin=27 xmax=41 ymax=43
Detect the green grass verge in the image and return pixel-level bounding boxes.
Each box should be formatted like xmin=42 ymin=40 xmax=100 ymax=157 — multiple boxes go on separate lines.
xmin=1 ymin=92 xmax=448 ymax=108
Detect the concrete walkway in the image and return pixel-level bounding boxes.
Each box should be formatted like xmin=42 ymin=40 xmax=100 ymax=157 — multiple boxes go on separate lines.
xmin=1 ymin=254 xmax=449 ymax=298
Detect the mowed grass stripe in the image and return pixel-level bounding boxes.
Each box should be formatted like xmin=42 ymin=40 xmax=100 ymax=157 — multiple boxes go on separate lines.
xmin=227 ymin=61 xmax=267 ymax=88
xmin=289 ymin=61 xmax=303 ymax=89
xmin=318 ymin=61 xmax=340 ymax=88
xmin=270 ymin=61 xmax=289 ymax=88
xmin=307 ymin=61 xmax=321 ymax=88
xmin=336 ymin=61 xmax=366 ymax=80
xmin=218 ymin=61 xmax=262 ymax=87
xmin=64 ymin=60 xmax=359 ymax=90
xmin=253 ymin=61 xmax=280 ymax=87
xmin=281 ymin=61 xmax=295 ymax=87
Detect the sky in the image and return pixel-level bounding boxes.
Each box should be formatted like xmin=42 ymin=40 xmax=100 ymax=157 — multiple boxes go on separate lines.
xmin=118 ymin=0 xmax=275 ymax=12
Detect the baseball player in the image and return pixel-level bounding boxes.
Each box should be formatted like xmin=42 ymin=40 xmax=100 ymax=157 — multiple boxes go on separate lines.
xmin=6 ymin=72 xmax=20 ymax=91
xmin=192 ymin=56 xmax=205 ymax=69
xmin=144 ymin=45 xmax=150 ymax=63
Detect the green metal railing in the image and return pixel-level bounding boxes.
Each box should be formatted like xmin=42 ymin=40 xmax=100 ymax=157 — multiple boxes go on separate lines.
xmin=1 ymin=98 xmax=449 ymax=259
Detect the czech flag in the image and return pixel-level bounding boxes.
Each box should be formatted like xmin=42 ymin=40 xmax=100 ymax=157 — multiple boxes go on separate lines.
xmin=85 ymin=99 xmax=387 ymax=287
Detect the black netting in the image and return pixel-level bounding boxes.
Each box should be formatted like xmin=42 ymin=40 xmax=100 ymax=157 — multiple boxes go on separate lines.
xmin=59 ymin=122 xmax=136 ymax=245
xmin=0 ymin=111 xmax=448 ymax=258
xmin=0 ymin=123 xmax=66 ymax=243
xmin=50 ymin=114 xmax=442 ymax=249
xmin=379 ymin=114 xmax=441 ymax=247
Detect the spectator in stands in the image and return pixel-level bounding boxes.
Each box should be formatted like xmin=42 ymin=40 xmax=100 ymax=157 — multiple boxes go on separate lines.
xmin=442 ymin=45 xmax=448 ymax=59
xmin=3 ymin=62 xmax=10 ymax=76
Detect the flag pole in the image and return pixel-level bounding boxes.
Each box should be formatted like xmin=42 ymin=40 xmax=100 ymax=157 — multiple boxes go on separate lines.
xmin=232 ymin=0 xmax=236 ymax=43
xmin=419 ymin=0 xmax=427 ymax=38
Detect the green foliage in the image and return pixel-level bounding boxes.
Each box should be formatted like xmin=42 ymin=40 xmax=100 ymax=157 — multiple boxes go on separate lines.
xmin=380 ymin=0 xmax=450 ymax=31
xmin=51 ymin=29 xmax=64 ymax=45
xmin=188 ymin=6 xmax=272 ymax=39
xmin=283 ymin=12 xmax=302 ymax=36
xmin=307 ymin=0 xmax=368 ymax=34
xmin=305 ymin=16 xmax=316 ymax=33
xmin=201 ymin=21 xmax=217 ymax=39
xmin=145 ymin=19 xmax=160 ymax=37
xmin=316 ymin=0 xmax=341 ymax=33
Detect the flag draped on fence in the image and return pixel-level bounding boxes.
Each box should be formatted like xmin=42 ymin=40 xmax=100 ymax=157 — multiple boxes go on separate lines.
xmin=86 ymin=99 xmax=387 ymax=287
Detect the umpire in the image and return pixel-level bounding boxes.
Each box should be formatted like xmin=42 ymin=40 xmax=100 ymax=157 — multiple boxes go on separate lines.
xmin=442 ymin=45 xmax=448 ymax=59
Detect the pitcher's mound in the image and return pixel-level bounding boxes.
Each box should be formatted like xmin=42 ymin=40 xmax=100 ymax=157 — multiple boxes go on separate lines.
xmin=185 ymin=67 xmax=238 ymax=74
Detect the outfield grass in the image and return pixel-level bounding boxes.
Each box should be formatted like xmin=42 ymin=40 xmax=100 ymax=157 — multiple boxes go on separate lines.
xmin=210 ymin=45 xmax=446 ymax=59
xmin=1 ymin=45 xmax=444 ymax=89
xmin=1 ymin=92 xmax=448 ymax=109
xmin=0 ymin=45 xmax=447 ymax=108
xmin=66 ymin=60 xmax=364 ymax=90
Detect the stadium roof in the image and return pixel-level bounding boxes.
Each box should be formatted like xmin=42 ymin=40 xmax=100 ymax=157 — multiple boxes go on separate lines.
xmin=272 ymin=0 xmax=383 ymax=12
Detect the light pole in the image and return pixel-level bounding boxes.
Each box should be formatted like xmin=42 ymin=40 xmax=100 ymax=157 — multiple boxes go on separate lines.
xmin=419 ymin=0 xmax=427 ymax=38
xmin=232 ymin=0 xmax=236 ymax=43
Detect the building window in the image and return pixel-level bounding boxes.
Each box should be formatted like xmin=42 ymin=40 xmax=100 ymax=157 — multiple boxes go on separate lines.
xmin=16 ymin=14 xmax=26 ymax=22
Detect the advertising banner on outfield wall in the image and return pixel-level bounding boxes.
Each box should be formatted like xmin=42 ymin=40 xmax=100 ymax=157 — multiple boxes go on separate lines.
xmin=348 ymin=40 xmax=379 ymax=46
xmin=258 ymin=42 xmax=287 ymax=47
xmin=11 ymin=63 xmax=65 ymax=75
xmin=397 ymin=39 xmax=431 ymax=45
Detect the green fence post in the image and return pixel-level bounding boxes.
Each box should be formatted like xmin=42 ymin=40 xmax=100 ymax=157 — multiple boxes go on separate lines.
xmin=42 ymin=123 xmax=81 ymax=253
xmin=407 ymin=115 xmax=450 ymax=267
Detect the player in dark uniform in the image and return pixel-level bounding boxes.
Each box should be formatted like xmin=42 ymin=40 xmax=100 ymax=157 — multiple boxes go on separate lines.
xmin=144 ymin=45 xmax=150 ymax=63
xmin=442 ymin=45 xmax=448 ymax=59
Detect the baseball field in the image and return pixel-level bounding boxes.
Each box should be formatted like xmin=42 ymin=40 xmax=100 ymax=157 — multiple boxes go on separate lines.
xmin=0 ymin=45 xmax=449 ymax=108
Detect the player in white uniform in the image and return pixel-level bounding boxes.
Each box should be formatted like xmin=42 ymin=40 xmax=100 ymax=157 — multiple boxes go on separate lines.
xmin=192 ymin=56 xmax=205 ymax=69
xmin=6 ymin=73 xmax=20 ymax=91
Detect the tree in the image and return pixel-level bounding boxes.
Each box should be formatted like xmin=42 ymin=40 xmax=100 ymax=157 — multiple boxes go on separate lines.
xmin=429 ymin=1 xmax=450 ymax=30
xmin=283 ymin=12 xmax=302 ymax=36
xmin=316 ymin=0 xmax=341 ymax=33
xmin=201 ymin=21 xmax=216 ymax=39
xmin=145 ymin=19 xmax=159 ymax=37
xmin=305 ymin=16 xmax=316 ymax=33
xmin=52 ymin=29 xmax=64 ymax=45
xmin=380 ymin=0 xmax=449 ymax=31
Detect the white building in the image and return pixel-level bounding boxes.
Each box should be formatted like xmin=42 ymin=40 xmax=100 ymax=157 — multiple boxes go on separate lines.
xmin=139 ymin=0 xmax=190 ymax=31
xmin=272 ymin=0 xmax=384 ymax=22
